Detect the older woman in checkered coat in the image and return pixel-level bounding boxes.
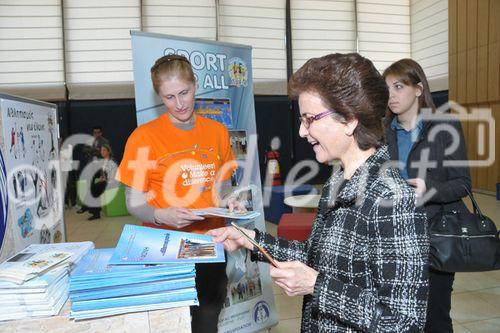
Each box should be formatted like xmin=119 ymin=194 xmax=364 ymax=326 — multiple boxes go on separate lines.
xmin=209 ymin=53 xmax=429 ymax=333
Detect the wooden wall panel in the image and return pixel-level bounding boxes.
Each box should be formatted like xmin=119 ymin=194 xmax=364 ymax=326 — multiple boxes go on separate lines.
xmin=466 ymin=0 xmax=477 ymax=103
xmin=477 ymin=45 xmax=489 ymax=102
xmin=457 ymin=0 xmax=467 ymax=103
xmin=494 ymin=105 xmax=500 ymax=192
xmin=457 ymin=51 xmax=467 ymax=104
xmin=477 ymin=1 xmax=489 ymax=102
xmin=487 ymin=42 xmax=500 ymax=102
xmin=477 ymin=0 xmax=490 ymax=47
xmin=487 ymin=0 xmax=500 ymax=101
xmin=449 ymin=0 xmax=457 ymax=101
xmin=466 ymin=49 xmax=477 ymax=103
xmin=449 ymin=0 xmax=500 ymax=192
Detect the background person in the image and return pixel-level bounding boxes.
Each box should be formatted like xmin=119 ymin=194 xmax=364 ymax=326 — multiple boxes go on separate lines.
xmin=383 ymin=58 xmax=471 ymax=333
xmin=87 ymin=126 xmax=110 ymax=160
xmin=77 ymin=125 xmax=111 ymax=214
xmin=209 ymin=53 xmax=429 ymax=332
xmin=116 ymin=54 xmax=237 ymax=333
xmin=86 ymin=143 xmax=117 ymax=221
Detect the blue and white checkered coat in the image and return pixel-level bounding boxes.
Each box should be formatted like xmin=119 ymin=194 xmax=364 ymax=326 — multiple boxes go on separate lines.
xmin=253 ymin=146 xmax=429 ymax=332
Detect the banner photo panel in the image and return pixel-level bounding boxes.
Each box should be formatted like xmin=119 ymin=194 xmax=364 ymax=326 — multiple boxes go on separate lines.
xmin=130 ymin=31 xmax=277 ymax=333
xmin=0 ymin=93 xmax=65 ymax=261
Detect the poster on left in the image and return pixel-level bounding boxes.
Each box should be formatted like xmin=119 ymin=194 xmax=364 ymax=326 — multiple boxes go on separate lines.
xmin=0 ymin=93 xmax=65 ymax=262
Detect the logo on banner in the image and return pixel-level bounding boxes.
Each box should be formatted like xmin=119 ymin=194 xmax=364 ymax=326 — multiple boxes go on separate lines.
xmin=253 ymin=301 xmax=270 ymax=324
xmin=228 ymin=58 xmax=248 ymax=87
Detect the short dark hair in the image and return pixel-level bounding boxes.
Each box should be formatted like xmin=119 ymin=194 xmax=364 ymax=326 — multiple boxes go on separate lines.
xmin=289 ymin=53 xmax=388 ymax=150
xmin=92 ymin=126 xmax=102 ymax=131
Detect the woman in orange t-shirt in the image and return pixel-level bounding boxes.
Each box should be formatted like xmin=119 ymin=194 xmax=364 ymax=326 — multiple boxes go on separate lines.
xmin=117 ymin=54 xmax=237 ymax=333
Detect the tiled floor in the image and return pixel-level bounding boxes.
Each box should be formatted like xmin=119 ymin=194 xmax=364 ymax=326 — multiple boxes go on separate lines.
xmin=66 ymin=193 xmax=500 ymax=333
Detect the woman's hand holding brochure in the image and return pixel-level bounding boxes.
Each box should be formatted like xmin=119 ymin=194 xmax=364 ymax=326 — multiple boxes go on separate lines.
xmin=207 ymin=223 xmax=279 ymax=268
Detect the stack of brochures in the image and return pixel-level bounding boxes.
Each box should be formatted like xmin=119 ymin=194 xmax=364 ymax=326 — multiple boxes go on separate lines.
xmin=0 ymin=241 xmax=94 ymax=321
xmin=69 ymin=248 xmax=199 ymax=320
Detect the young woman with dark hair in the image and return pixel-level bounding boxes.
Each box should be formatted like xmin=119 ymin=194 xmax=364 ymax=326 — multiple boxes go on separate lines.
xmin=383 ymin=58 xmax=471 ymax=333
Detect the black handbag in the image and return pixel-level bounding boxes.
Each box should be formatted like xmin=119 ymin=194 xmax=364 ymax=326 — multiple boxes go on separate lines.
xmin=429 ymin=188 xmax=500 ymax=272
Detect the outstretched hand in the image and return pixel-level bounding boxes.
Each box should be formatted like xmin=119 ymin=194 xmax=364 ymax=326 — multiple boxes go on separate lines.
xmin=154 ymin=207 xmax=204 ymax=229
xmin=207 ymin=226 xmax=255 ymax=252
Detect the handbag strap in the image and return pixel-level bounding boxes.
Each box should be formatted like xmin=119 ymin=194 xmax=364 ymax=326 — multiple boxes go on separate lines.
xmin=463 ymin=185 xmax=485 ymax=220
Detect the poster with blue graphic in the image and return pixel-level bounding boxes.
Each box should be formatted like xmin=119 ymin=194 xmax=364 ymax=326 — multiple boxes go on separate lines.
xmin=130 ymin=31 xmax=277 ymax=333
xmin=0 ymin=93 xmax=65 ymax=262
xmin=195 ymin=98 xmax=233 ymax=128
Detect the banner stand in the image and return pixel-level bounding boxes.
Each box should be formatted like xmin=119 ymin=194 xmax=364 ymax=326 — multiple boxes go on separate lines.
xmin=130 ymin=31 xmax=278 ymax=333
xmin=0 ymin=93 xmax=65 ymax=262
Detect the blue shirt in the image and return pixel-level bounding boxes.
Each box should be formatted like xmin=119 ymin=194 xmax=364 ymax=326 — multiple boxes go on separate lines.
xmin=391 ymin=117 xmax=423 ymax=180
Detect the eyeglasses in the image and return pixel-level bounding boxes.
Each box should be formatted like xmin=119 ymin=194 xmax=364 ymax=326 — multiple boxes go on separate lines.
xmin=299 ymin=110 xmax=336 ymax=129
xmin=152 ymin=54 xmax=191 ymax=70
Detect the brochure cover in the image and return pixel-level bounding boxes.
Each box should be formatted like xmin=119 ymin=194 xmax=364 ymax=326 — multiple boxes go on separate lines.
xmin=25 ymin=242 xmax=94 ymax=266
xmin=194 ymin=98 xmax=232 ymax=128
xmin=191 ymin=207 xmax=259 ymax=220
xmin=0 ymin=250 xmax=72 ymax=284
xmin=109 ymin=225 xmax=225 ymax=265
xmin=0 ymin=241 xmax=94 ymax=284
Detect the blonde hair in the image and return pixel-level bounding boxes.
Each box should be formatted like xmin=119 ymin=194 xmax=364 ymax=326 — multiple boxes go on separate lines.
xmin=150 ymin=54 xmax=196 ymax=94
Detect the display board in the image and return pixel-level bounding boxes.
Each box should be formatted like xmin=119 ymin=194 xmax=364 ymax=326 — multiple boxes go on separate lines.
xmin=0 ymin=93 xmax=64 ymax=261
xmin=130 ymin=31 xmax=278 ymax=333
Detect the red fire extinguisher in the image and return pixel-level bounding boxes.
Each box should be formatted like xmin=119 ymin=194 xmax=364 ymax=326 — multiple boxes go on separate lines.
xmin=265 ymin=149 xmax=282 ymax=186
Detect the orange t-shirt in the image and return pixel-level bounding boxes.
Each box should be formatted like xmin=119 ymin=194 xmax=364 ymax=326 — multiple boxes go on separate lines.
xmin=117 ymin=114 xmax=237 ymax=233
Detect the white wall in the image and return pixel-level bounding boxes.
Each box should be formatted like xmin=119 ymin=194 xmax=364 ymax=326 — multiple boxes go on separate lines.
xmin=357 ymin=0 xmax=412 ymax=73
xmin=0 ymin=0 xmax=450 ymax=99
xmin=411 ymin=0 xmax=448 ymax=92
xmin=218 ymin=0 xmax=287 ymax=95
xmin=0 ymin=0 xmax=65 ymax=100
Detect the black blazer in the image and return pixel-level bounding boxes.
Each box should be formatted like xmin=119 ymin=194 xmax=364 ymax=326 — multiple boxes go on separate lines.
xmin=386 ymin=115 xmax=471 ymax=220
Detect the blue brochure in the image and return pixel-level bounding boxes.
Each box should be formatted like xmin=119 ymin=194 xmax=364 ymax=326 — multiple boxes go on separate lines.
xmin=71 ymin=248 xmax=194 ymax=280
xmin=71 ymin=287 xmax=198 ymax=312
xmin=70 ymin=248 xmax=195 ymax=292
xmin=109 ymin=225 xmax=225 ymax=265
xmin=70 ymin=276 xmax=195 ymax=301
xmin=70 ymin=299 xmax=198 ymax=320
